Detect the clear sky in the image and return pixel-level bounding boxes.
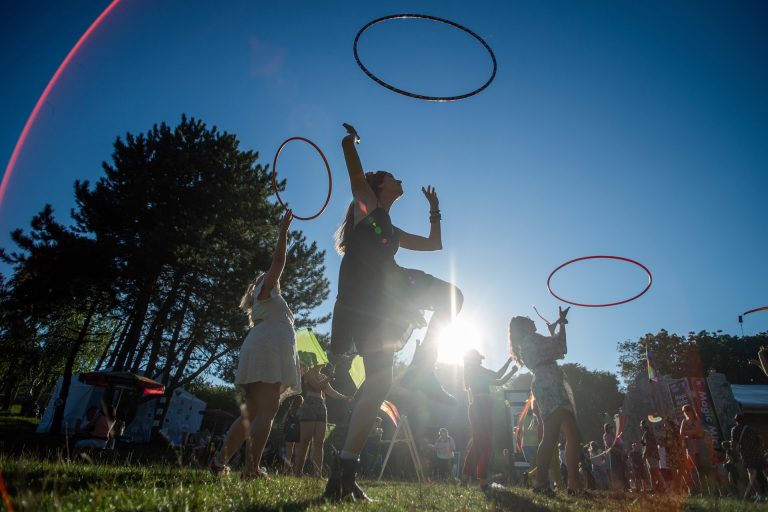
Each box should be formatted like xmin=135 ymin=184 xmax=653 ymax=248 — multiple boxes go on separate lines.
xmin=2 ymin=1 xmax=767 ymax=376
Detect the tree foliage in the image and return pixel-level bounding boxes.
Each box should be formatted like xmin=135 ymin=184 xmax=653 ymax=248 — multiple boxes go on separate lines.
xmin=616 ymin=329 xmax=768 ymax=385
xmin=0 ymin=116 xmax=330 ymax=428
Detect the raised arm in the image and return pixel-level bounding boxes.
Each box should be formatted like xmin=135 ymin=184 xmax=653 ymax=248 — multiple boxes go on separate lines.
xmin=258 ymin=210 xmax=292 ymax=300
xmin=493 ymin=364 xmax=519 ymax=386
xmin=495 ymin=357 xmax=514 ymax=378
xmin=341 ymin=123 xmax=378 ymax=219
xmin=397 ymin=185 xmax=442 ymax=251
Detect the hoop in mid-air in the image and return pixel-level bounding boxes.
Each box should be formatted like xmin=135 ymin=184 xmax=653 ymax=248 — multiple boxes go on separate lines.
xmin=739 ymin=306 xmax=768 ymax=324
xmin=272 ymin=137 xmax=332 ymax=221
xmin=353 ymin=14 xmax=497 ymax=102
xmin=547 ymin=255 xmax=653 ymax=307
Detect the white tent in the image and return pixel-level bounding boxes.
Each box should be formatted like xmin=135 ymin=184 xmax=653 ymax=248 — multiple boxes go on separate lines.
xmin=37 ymin=375 xmax=206 ymax=445
xmin=160 ymin=387 xmax=206 ymax=446
xmin=37 ymin=376 xmax=103 ymax=434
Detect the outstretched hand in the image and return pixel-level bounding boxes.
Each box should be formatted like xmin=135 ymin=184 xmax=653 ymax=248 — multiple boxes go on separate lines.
xmin=421 ymin=185 xmax=439 ymax=210
xmin=342 ymin=123 xmax=360 ymax=144
xmin=557 ymin=306 xmax=570 ymax=325
xmin=279 ymin=210 xmax=293 ymax=232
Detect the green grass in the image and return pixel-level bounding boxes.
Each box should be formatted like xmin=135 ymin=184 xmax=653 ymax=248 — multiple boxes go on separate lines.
xmin=1 ymin=455 xmax=767 ymax=512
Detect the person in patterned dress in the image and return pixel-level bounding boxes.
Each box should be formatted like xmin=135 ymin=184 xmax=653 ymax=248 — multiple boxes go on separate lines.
xmin=509 ymin=306 xmax=583 ymax=495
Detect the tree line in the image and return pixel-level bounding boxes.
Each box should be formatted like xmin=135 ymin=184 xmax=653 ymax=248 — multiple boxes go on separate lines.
xmin=0 ymin=116 xmax=330 ymax=434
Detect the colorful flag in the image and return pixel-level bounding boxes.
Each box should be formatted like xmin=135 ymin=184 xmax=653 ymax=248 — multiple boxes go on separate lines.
xmin=349 ymin=355 xmax=366 ymax=389
xmin=646 ymin=343 xmax=659 ymax=382
xmin=380 ymin=400 xmax=400 ymax=427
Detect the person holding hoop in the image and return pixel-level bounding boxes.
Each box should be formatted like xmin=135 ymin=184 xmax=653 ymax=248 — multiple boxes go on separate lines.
xmin=210 ymin=210 xmax=300 ymax=479
xmin=508 ymin=307 xmax=584 ymax=496
xmin=324 ymin=123 xmax=463 ymax=501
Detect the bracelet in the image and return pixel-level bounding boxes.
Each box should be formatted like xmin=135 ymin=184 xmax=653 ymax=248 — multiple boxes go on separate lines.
xmin=429 ymin=209 xmax=441 ymax=222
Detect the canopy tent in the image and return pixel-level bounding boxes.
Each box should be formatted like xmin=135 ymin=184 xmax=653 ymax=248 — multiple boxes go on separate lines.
xmin=295 ymin=328 xmax=367 ymax=389
xmin=731 ymin=385 xmax=768 ymax=414
xmin=295 ymin=328 xmax=329 ymax=366
xmin=37 ymin=375 xmax=206 ymax=444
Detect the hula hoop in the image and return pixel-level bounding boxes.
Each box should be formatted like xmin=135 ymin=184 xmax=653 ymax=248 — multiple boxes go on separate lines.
xmin=740 ymin=306 xmax=768 ymax=323
xmin=271 ymin=137 xmax=332 ymax=221
xmin=353 ymin=14 xmax=497 ymax=102
xmin=547 ymin=255 xmax=653 ymax=308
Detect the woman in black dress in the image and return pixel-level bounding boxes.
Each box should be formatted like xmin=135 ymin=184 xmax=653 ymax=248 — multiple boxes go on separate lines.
xmin=324 ymin=123 xmax=463 ymax=501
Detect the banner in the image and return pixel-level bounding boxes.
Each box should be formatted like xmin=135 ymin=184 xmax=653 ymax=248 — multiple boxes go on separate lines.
xmin=689 ymin=377 xmax=722 ymax=447
xmin=667 ymin=378 xmax=694 ymax=424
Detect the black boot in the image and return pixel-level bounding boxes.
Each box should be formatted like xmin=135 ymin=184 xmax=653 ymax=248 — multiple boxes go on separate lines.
xmin=339 ymin=457 xmax=373 ymax=502
xmin=323 ymin=455 xmax=347 ymax=501
xmin=400 ymin=343 xmax=456 ymax=405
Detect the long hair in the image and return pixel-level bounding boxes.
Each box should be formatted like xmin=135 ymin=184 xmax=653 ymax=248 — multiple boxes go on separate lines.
xmin=239 ymin=273 xmax=265 ymax=327
xmin=508 ymin=317 xmax=529 ymax=366
xmin=334 ymin=171 xmax=390 ymax=255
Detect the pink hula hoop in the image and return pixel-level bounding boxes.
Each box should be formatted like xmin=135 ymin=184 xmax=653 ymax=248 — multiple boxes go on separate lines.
xmin=547 ymin=255 xmax=653 ymax=307
xmin=272 ymin=137 xmax=332 ymax=221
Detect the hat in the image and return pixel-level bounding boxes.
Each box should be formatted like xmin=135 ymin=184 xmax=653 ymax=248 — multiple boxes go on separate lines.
xmin=463 ymin=348 xmax=485 ymax=361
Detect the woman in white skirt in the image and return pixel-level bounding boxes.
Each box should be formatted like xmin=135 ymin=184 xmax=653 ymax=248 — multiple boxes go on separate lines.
xmin=210 ymin=210 xmax=301 ymax=478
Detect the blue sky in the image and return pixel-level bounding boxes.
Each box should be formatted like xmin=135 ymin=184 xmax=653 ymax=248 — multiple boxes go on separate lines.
xmin=1 ymin=1 xmax=767 ymax=376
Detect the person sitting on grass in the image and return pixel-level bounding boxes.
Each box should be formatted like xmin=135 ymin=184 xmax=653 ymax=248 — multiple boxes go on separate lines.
xmin=74 ymin=402 xmax=116 ymax=450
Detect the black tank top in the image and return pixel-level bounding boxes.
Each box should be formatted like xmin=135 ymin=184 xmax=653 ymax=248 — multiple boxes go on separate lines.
xmin=337 ymin=208 xmax=400 ymax=303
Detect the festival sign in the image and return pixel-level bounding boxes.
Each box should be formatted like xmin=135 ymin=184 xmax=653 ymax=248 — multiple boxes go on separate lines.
xmin=667 ymin=378 xmax=693 ymax=424
xmin=689 ymin=377 xmax=722 ymax=447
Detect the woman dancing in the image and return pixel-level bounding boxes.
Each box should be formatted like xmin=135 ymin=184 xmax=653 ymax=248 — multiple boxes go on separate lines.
xmin=508 ymin=307 xmax=583 ymax=495
xmin=324 ymin=123 xmax=463 ymax=500
xmin=210 ymin=210 xmax=300 ymax=479
xmin=461 ymin=349 xmax=518 ymax=490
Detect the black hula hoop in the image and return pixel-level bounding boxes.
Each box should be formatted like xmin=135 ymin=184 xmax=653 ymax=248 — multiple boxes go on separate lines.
xmin=271 ymin=137 xmax=332 ymax=221
xmin=353 ymin=14 xmax=497 ymax=102
xmin=547 ymin=255 xmax=653 ymax=307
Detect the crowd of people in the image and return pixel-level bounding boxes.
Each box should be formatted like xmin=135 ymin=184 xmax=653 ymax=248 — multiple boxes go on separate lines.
xmin=202 ymin=122 xmax=767 ymax=503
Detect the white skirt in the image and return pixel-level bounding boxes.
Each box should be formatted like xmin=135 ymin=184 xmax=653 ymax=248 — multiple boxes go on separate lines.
xmin=234 ymin=321 xmax=301 ymax=399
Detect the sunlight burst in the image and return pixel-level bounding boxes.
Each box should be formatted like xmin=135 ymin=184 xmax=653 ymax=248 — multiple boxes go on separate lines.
xmin=436 ymin=317 xmax=483 ymax=365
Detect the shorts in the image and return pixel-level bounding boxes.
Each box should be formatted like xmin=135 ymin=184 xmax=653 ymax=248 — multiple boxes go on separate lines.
xmin=299 ymin=395 xmax=327 ymax=423
xmin=332 ymin=268 xmax=460 ymax=356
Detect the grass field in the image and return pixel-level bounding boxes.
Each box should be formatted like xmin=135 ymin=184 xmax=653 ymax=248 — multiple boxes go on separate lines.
xmin=2 ymin=456 xmax=768 ymax=512
xmin=1 ymin=413 xmax=767 ymax=511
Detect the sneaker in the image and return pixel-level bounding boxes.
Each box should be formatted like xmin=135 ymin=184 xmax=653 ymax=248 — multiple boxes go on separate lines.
xmin=209 ymin=457 xmax=230 ymax=477
xmin=241 ymin=468 xmax=270 ymax=481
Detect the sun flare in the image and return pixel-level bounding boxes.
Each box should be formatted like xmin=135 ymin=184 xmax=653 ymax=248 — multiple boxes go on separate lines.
xmin=436 ymin=317 xmax=483 ymax=365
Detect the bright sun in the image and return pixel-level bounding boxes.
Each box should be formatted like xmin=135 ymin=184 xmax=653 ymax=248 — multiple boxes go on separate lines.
xmin=436 ymin=317 xmax=483 ymax=365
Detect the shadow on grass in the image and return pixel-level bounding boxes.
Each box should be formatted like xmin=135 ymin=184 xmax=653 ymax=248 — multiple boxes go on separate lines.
xmin=486 ymin=487 xmax=552 ymax=512
xmin=237 ymin=497 xmax=326 ymax=512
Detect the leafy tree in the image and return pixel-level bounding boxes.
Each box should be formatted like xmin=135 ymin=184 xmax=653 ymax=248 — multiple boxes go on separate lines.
xmin=617 ymin=329 xmax=768 ymax=385
xmin=0 ymin=116 xmax=330 ymax=431
xmin=561 ymin=363 xmax=624 ymax=443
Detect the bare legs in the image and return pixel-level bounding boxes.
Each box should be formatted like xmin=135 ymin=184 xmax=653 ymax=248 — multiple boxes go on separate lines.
xmin=533 ymin=407 xmax=582 ymax=492
xmin=294 ymin=420 xmax=326 ymax=476
xmin=341 ymin=355 xmax=393 ymax=457
xmin=216 ymin=381 xmax=281 ymax=474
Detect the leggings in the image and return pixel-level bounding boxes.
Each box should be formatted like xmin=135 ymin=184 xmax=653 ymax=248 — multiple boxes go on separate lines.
xmin=462 ymin=395 xmax=493 ymax=480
